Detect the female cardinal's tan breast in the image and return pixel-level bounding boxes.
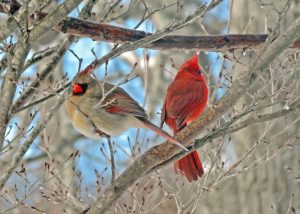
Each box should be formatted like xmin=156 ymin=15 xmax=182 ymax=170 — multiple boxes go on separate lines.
xmin=65 ymin=94 xmax=101 ymax=139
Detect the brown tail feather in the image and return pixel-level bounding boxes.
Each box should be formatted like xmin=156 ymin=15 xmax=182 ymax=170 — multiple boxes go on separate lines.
xmin=138 ymin=118 xmax=188 ymax=151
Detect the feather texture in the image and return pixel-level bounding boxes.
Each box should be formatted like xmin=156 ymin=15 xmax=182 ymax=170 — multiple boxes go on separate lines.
xmin=65 ymin=72 xmax=187 ymax=150
xmin=161 ymin=53 xmax=208 ymax=182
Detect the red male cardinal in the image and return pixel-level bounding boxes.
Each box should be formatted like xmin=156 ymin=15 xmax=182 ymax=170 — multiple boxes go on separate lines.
xmin=65 ymin=69 xmax=187 ymax=151
xmin=161 ymin=53 xmax=208 ymax=182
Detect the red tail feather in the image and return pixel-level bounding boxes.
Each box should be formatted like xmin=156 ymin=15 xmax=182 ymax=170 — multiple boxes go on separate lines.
xmin=174 ymin=151 xmax=204 ymax=182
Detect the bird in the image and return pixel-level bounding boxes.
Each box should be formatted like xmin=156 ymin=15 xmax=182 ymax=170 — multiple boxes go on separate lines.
xmin=65 ymin=70 xmax=187 ymax=151
xmin=161 ymin=53 xmax=208 ymax=182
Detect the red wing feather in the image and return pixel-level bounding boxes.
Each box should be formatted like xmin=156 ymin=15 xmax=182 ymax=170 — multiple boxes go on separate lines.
xmin=165 ymin=79 xmax=206 ymax=130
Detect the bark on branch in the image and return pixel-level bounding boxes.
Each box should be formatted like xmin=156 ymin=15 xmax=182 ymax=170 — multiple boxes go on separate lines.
xmin=54 ymin=17 xmax=300 ymax=51
xmin=83 ymin=15 xmax=300 ymax=214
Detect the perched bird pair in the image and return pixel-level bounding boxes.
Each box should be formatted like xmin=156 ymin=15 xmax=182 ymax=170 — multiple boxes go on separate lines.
xmin=65 ymin=53 xmax=208 ymax=182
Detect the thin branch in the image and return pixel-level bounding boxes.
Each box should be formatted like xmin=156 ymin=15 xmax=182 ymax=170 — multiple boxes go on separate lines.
xmin=99 ymin=0 xmax=122 ymax=22
xmin=286 ymin=193 xmax=295 ymax=214
xmin=46 ymin=22 xmax=300 ymax=51
xmin=22 ymin=46 xmax=57 ymax=71
xmin=0 ymin=39 xmax=30 ymax=149
xmin=12 ymin=83 xmax=71 ymax=114
xmin=107 ymin=138 xmax=116 ymax=184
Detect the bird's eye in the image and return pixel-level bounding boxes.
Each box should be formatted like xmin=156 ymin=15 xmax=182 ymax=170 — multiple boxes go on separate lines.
xmin=73 ymin=83 xmax=88 ymax=95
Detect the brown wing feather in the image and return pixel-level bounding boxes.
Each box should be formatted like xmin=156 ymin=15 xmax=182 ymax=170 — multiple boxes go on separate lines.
xmin=88 ymin=80 xmax=147 ymax=118
xmin=105 ymin=88 xmax=147 ymax=118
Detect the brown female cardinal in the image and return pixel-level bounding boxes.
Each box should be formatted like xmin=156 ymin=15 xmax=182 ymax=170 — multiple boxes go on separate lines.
xmin=161 ymin=53 xmax=208 ymax=182
xmin=65 ymin=70 xmax=187 ymax=151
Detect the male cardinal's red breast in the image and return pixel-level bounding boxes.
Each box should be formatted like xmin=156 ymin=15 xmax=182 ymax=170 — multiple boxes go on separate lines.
xmin=65 ymin=71 xmax=187 ymax=151
xmin=161 ymin=53 xmax=208 ymax=182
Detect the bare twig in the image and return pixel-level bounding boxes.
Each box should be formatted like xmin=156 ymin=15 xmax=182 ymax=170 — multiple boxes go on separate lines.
xmin=12 ymin=83 xmax=71 ymax=114
xmin=0 ymin=93 xmax=67 ymax=191
xmin=107 ymin=138 xmax=116 ymax=184
xmin=286 ymin=193 xmax=295 ymax=214
xmin=22 ymin=46 xmax=57 ymax=70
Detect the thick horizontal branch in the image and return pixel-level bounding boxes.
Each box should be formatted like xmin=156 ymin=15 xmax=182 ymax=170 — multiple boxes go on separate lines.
xmin=1 ymin=6 xmax=300 ymax=51
xmin=23 ymin=16 xmax=300 ymax=51
xmin=28 ymin=12 xmax=300 ymax=51
xmin=57 ymin=18 xmax=297 ymax=51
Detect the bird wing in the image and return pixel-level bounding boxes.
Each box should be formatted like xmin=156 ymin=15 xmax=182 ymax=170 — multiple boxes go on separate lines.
xmin=94 ymin=83 xmax=147 ymax=118
xmin=165 ymin=78 xmax=206 ymax=130
xmin=88 ymin=81 xmax=147 ymax=118
xmin=105 ymin=93 xmax=148 ymax=118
